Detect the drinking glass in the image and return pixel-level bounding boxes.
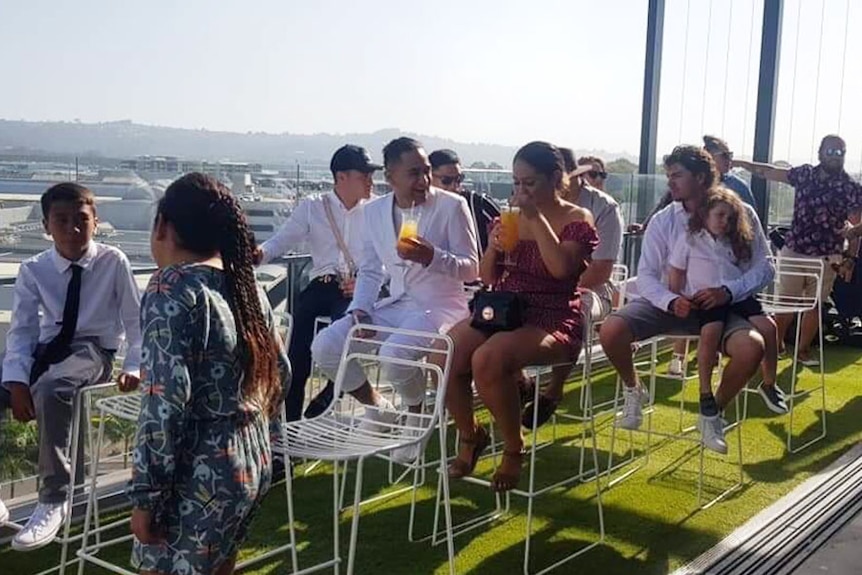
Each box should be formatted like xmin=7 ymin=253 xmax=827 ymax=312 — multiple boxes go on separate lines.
xmin=500 ymin=206 xmax=520 ymax=266
xmin=395 ymin=207 xmax=420 ymax=268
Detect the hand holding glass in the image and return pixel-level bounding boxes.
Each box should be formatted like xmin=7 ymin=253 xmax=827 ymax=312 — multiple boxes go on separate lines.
xmin=395 ymin=211 xmax=420 ymax=267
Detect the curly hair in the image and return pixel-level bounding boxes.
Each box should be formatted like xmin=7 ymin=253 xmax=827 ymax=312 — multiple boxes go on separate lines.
xmin=158 ymin=173 xmax=283 ymax=416
xmin=688 ymin=186 xmax=754 ymax=263
xmin=663 ymin=145 xmax=720 ymax=191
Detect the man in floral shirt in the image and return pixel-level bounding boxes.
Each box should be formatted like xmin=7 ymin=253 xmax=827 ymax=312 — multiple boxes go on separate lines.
xmin=734 ymin=135 xmax=862 ymax=366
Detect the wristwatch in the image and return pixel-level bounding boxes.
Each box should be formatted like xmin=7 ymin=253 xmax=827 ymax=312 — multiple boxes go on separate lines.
xmin=721 ymin=285 xmax=733 ymax=302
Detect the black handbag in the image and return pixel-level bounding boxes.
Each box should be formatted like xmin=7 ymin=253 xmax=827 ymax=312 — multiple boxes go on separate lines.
xmin=469 ymin=289 xmax=526 ymax=334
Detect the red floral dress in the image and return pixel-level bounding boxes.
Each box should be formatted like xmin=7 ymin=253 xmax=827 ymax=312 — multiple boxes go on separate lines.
xmin=496 ymin=220 xmax=599 ymax=358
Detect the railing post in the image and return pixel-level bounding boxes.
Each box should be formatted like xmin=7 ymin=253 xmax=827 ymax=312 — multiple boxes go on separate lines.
xmin=751 ymin=0 xmax=784 ymax=230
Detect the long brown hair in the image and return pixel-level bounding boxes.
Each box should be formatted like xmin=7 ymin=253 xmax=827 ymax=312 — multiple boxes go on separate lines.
xmin=689 ymin=186 xmax=754 ymax=263
xmin=158 ymin=173 xmax=282 ymax=416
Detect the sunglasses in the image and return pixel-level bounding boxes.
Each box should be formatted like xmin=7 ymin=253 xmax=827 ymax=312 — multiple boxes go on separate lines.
xmin=587 ymin=170 xmax=608 ymax=180
xmin=440 ymin=174 xmax=465 ymax=186
xmin=825 ymin=148 xmax=846 ymax=157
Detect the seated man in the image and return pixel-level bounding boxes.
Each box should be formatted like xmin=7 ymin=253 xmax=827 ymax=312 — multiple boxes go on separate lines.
xmin=429 ymin=148 xmax=500 ymax=254
xmin=254 ymin=144 xmax=379 ymax=421
xmin=599 ymin=145 xmax=775 ymax=452
xmin=311 ymin=137 xmax=479 ymax=460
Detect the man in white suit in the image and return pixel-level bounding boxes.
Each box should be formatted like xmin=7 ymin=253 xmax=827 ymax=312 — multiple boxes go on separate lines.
xmin=311 ymin=137 xmax=479 ymax=444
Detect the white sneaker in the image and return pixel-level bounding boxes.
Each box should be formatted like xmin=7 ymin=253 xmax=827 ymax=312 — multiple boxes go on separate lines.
xmin=12 ymin=501 xmax=68 ymax=551
xmin=0 ymin=498 xmax=9 ymax=524
xmin=357 ymin=397 xmax=399 ymax=434
xmin=697 ymin=414 xmax=728 ymax=454
xmin=391 ymin=413 xmax=428 ymax=464
xmin=616 ymin=385 xmax=649 ymax=430
xmin=668 ymin=354 xmax=685 ymax=376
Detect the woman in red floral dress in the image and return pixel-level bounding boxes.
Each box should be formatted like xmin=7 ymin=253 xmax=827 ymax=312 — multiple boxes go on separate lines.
xmin=441 ymin=141 xmax=599 ymax=492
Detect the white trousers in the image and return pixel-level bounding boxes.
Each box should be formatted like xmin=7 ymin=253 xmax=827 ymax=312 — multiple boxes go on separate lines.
xmin=310 ymin=301 xmax=438 ymax=407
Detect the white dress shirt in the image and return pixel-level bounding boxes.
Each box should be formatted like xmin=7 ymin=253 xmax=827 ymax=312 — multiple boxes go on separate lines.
xmin=668 ymin=230 xmax=745 ymax=296
xmin=2 ymin=242 xmax=142 ymax=383
xmin=259 ymin=191 xmax=365 ymax=278
xmin=636 ymin=201 xmax=774 ymax=311
xmin=350 ymin=187 xmax=480 ymax=329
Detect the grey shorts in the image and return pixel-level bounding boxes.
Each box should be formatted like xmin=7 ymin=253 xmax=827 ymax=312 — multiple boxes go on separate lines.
xmin=609 ymin=298 xmax=753 ymax=348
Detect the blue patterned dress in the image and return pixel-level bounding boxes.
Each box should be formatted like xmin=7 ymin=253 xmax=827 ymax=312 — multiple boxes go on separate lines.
xmin=127 ymin=263 xmax=289 ymax=574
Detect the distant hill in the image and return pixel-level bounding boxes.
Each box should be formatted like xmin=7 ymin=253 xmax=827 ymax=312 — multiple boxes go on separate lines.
xmin=0 ymin=119 xmax=638 ymax=168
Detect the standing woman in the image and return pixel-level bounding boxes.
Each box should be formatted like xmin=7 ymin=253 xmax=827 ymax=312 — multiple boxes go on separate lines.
xmin=442 ymin=142 xmax=599 ymax=492
xmin=128 ymin=173 xmax=289 ymax=575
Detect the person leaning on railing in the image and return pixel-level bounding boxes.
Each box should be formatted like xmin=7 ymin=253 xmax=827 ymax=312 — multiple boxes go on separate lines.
xmin=733 ymin=134 xmax=862 ymax=367
xmin=437 ymin=141 xmax=598 ymax=493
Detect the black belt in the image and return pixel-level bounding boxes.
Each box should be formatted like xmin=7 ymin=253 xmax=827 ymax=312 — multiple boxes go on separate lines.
xmin=312 ymin=274 xmax=339 ymax=284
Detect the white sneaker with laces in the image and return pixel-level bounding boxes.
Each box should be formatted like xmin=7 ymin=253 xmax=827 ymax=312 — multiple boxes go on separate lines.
xmin=697 ymin=414 xmax=728 ymax=454
xmin=0 ymin=498 xmax=9 ymax=524
xmin=357 ymin=397 xmax=399 ymax=434
xmin=391 ymin=413 xmax=428 ymax=464
xmin=616 ymin=385 xmax=648 ymax=430
xmin=12 ymin=501 xmax=68 ymax=551
xmin=668 ymin=354 xmax=686 ymax=376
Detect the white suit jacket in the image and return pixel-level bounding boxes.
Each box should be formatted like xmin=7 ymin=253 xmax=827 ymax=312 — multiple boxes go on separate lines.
xmin=349 ymin=187 xmax=480 ymax=329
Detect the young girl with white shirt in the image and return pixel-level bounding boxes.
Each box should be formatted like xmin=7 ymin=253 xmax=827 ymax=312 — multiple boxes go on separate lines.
xmin=668 ymin=187 xmax=779 ymax=452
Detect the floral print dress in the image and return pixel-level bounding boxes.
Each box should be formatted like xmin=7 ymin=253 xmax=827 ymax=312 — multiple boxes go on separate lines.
xmin=127 ymin=264 xmax=290 ymax=574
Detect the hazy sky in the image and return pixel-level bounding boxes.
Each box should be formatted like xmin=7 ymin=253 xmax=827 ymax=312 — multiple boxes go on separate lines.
xmin=1 ymin=0 xmax=860 ymax=168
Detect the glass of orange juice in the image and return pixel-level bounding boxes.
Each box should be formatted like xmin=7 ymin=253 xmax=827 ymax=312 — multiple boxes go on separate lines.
xmin=500 ymin=206 xmax=519 ymax=265
xmin=395 ymin=208 xmax=420 ymax=267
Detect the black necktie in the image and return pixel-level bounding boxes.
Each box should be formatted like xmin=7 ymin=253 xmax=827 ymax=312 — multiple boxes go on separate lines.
xmin=35 ymin=264 xmax=83 ymax=376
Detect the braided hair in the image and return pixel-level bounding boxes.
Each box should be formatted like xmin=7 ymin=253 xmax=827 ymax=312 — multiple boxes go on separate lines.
xmin=158 ymin=173 xmax=282 ymax=416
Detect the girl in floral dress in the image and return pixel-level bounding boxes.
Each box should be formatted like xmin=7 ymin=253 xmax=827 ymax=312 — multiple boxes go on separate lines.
xmin=127 ymin=173 xmax=289 ymax=575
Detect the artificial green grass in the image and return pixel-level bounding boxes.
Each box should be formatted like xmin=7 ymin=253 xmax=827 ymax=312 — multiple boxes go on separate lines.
xmin=4 ymin=345 xmax=862 ymax=574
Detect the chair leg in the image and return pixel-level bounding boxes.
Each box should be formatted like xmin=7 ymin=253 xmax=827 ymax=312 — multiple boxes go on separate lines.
xmin=345 ymin=458 xmax=365 ymax=575
xmin=77 ymin=406 xmax=106 ymax=575
xmin=333 ymin=461 xmax=341 ymax=575
xmin=284 ymin=457 xmax=300 ymax=574
xmin=58 ymin=393 xmax=84 ymax=575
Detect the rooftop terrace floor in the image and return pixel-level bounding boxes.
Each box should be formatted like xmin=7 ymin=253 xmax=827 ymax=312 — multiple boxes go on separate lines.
xmin=3 ymin=344 xmax=862 ymax=574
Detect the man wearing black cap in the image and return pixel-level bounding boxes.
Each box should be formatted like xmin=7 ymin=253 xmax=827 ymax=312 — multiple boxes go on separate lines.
xmin=254 ymin=144 xmax=381 ymax=421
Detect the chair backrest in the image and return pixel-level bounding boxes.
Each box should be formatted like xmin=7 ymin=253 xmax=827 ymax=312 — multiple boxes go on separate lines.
xmin=611 ymin=263 xmax=630 ymax=311
xmin=332 ymin=324 xmax=454 ymax=447
xmin=757 ymin=255 xmax=824 ymax=312
xmin=273 ymin=311 xmax=294 ymax=350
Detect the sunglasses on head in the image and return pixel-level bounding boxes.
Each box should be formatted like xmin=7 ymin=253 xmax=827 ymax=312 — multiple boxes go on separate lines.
xmin=825 ymin=148 xmax=846 ymax=157
xmin=440 ymin=174 xmax=465 ymax=186
xmin=588 ymin=170 xmax=608 ymax=180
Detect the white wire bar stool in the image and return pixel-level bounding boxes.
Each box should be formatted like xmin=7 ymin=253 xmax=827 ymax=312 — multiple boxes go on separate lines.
xmin=273 ymin=324 xmax=457 ymax=575
xmin=747 ymin=255 xmax=827 ymax=453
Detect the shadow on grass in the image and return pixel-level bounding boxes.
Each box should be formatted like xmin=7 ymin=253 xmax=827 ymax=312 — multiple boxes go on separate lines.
xmin=744 ymin=396 xmax=862 ymax=484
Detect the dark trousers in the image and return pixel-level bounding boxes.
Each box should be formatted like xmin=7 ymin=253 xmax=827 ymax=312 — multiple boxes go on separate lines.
xmin=284 ymin=278 xmax=350 ymax=421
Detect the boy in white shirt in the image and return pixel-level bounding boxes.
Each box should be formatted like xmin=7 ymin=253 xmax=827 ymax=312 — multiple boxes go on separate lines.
xmin=0 ymin=183 xmax=142 ymax=550
xmin=668 ymin=187 xmax=779 ymax=453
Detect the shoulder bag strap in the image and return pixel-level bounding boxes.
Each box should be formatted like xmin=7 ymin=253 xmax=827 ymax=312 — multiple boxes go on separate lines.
xmin=322 ymin=195 xmax=357 ymax=274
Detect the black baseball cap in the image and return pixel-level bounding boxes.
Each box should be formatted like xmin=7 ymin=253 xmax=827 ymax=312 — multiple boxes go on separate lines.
xmin=330 ymin=145 xmax=383 ymax=175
